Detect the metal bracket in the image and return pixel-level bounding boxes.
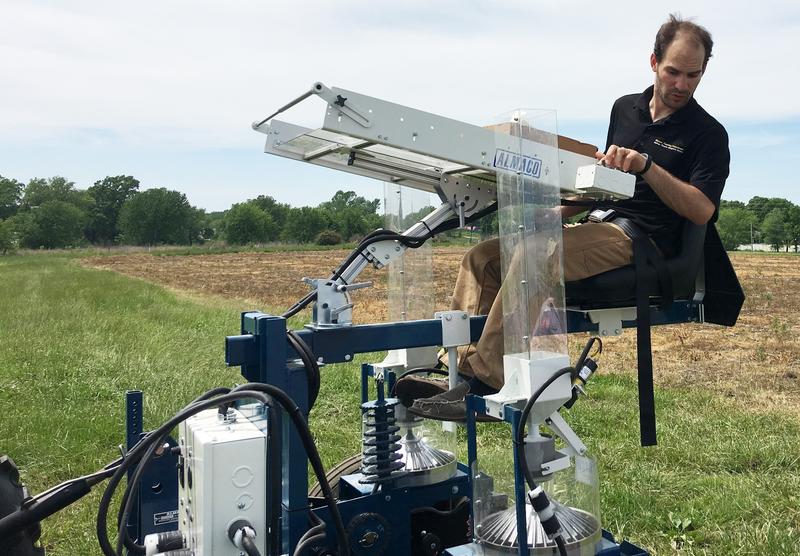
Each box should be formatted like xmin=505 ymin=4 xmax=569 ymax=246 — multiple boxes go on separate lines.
xmin=436 ymin=173 xmax=497 ymax=229
xmin=252 ymin=81 xmax=372 ymax=131
xmin=586 ymin=307 xmax=637 ymax=336
xmin=302 ymin=277 xmax=372 ymax=327
xmin=545 ymin=411 xmax=588 ymax=457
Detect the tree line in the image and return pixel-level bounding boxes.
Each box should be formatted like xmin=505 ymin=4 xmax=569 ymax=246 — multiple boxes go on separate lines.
xmin=717 ymin=197 xmax=800 ymax=252
xmin=0 ymin=175 xmax=384 ymax=253
xmin=1 ymin=173 xmax=798 ymax=254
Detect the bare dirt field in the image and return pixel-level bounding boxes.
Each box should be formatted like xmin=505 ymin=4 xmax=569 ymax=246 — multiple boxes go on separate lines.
xmin=83 ymin=250 xmax=800 ymax=416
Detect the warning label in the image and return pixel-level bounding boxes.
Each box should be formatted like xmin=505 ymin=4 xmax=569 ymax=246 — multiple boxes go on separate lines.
xmin=154 ymin=510 xmax=179 ymax=526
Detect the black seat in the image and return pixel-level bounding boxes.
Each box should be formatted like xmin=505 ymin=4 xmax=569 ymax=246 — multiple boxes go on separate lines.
xmin=565 ymin=222 xmax=707 ymax=309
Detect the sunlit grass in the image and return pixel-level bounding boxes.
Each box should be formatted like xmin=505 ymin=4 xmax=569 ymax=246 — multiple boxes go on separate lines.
xmin=1 ymin=254 xmax=798 ymax=554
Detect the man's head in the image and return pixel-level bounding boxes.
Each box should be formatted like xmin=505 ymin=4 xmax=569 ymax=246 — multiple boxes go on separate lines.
xmin=650 ymin=14 xmax=714 ymax=113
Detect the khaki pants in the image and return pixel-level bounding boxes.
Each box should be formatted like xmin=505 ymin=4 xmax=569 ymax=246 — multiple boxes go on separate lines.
xmin=452 ymin=222 xmax=633 ymax=389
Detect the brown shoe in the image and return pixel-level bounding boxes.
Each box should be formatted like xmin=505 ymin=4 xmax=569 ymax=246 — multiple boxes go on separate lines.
xmin=408 ymin=382 xmax=499 ymax=422
xmin=393 ymin=375 xmax=449 ymax=407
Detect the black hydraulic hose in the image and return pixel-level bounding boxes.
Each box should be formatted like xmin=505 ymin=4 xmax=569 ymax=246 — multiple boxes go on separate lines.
xmin=229 ymin=383 xmax=350 ymax=556
xmin=287 ymin=330 xmax=320 ymax=410
xmin=116 ymin=435 xmax=171 ymax=555
xmin=116 ymin=387 xmax=234 ymax=554
xmin=280 ymin=202 xmax=498 ymax=319
xmin=0 ymin=478 xmax=91 ymax=542
xmin=97 ymin=391 xmax=274 ymax=556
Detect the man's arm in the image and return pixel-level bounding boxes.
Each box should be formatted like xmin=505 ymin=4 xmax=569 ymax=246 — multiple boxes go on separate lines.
xmin=595 ymin=145 xmax=715 ymax=225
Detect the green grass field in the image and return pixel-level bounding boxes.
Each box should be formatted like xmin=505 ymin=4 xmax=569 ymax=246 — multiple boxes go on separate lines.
xmin=1 ymin=254 xmax=799 ymax=554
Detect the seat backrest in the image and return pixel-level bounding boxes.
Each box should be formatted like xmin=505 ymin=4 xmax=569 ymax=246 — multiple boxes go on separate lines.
xmin=667 ymin=222 xmax=707 ymax=298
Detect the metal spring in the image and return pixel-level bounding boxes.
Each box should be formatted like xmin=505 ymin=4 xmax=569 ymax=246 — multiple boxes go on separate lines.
xmin=359 ymin=398 xmax=407 ymax=485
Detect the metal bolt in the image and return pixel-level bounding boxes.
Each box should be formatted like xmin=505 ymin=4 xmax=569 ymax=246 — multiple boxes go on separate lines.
xmin=451 ymin=486 xmax=459 ymax=494
xmin=461 ymin=314 xmax=467 ymax=320
xmin=384 ymin=254 xmax=390 ymax=260
xmin=395 ymin=246 xmax=401 ymax=251
xmin=445 ymin=315 xmax=452 ymax=321
xmin=344 ymin=354 xmax=352 ymax=361
xmin=385 ymin=495 xmax=391 ymax=502
xmin=378 ymin=135 xmax=383 ymax=139
xmin=237 ymin=501 xmax=245 ymax=509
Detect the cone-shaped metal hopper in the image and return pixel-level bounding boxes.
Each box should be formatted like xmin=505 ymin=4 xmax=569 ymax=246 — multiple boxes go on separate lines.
xmin=475 ymin=500 xmax=600 ymax=555
xmin=395 ymin=413 xmax=456 ymax=487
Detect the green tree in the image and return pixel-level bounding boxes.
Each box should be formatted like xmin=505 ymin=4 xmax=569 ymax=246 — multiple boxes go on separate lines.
xmin=716 ymin=207 xmax=756 ymax=251
xmin=0 ymin=176 xmax=24 ymax=219
xmin=320 ymin=190 xmax=380 ymax=215
xmin=250 ymin=195 xmax=290 ymax=231
xmin=282 ymin=206 xmax=329 ymax=243
xmin=22 ymin=176 xmax=94 ymax=213
xmin=719 ymin=199 xmax=747 ymax=211
xmin=761 ymin=208 xmax=789 ymax=251
xmin=13 ymin=200 xmax=88 ymax=249
xmin=319 ymin=190 xmax=381 ymax=240
xmin=0 ymin=219 xmax=14 ymax=254
xmin=223 ymin=203 xmax=276 ymax=244
xmin=118 ymin=188 xmax=197 ymax=245
xmin=86 ymin=175 xmax=140 ymax=244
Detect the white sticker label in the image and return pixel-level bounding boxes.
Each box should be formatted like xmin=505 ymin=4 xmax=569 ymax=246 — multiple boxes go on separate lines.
xmin=154 ymin=510 xmax=179 ymax=526
xmin=493 ymin=149 xmax=542 ymax=178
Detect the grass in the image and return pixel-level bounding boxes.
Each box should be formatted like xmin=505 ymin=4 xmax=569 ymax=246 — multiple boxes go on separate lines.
xmin=1 ymin=254 xmax=799 ymax=554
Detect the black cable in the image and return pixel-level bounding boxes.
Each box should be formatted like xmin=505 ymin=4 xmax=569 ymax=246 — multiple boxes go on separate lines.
xmin=280 ymin=201 xmax=498 ymax=320
xmin=515 ymin=367 xmax=575 ymax=490
xmin=116 ymin=387 xmax=235 ymax=554
xmin=513 ymin=365 xmax=574 ymax=556
xmin=230 ymin=383 xmax=349 ymax=556
xmin=574 ymin=336 xmax=602 ymax=378
xmin=242 ymin=534 xmax=261 ymax=556
xmin=555 ymin=535 xmax=568 ymax=554
xmin=293 ymin=512 xmax=326 ymax=556
xmin=97 ymin=391 xmax=273 ymax=556
xmin=287 ymin=330 xmax=320 ymax=409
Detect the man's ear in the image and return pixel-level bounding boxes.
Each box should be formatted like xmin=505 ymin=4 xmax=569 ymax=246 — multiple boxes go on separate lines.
xmin=650 ymin=52 xmax=658 ymax=72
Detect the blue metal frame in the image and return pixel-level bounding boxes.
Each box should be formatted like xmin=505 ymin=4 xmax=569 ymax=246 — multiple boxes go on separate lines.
xmin=125 ymin=391 xmax=180 ymax=547
xmin=127 ymin=297 xmax=699 ymax=553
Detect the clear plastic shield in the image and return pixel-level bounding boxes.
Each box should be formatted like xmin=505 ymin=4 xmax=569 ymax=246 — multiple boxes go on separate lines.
xmin=384 ymin=183 xmax=436 ymax=321
xmin=494 ymin=110 xmax=566 ymax=364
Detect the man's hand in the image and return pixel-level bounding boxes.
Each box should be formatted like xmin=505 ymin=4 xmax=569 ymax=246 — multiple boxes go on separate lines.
xmin=595 ymin=145 xmax=648 ymax=174
xmin=594 ymin=146 xmax=714 ymax=224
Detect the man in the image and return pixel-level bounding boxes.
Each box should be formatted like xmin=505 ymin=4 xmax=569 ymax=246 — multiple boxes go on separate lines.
xmin=404 ymin=14 xmax=730 ymax=421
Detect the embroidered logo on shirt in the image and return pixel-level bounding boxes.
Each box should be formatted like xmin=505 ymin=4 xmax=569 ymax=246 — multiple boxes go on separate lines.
xmin=654 ymin=139 xmax=684 ymax=153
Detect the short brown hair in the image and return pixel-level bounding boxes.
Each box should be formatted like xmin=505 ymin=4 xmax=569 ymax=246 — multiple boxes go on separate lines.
xmin=654 ymin=13 xmax=714 ymax=68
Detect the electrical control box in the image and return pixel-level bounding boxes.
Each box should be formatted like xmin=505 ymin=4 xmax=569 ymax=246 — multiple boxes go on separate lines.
xmin=178 ymin=405 xmax=269 ymax=555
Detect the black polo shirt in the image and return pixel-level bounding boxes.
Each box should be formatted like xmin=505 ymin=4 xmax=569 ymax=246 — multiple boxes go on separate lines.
xmin=596 ymin=86 xmax=730 ymax=257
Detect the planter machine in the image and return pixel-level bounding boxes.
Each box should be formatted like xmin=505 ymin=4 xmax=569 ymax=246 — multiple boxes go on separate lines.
xmin=0 ymin=82 xmax=743 ymax=556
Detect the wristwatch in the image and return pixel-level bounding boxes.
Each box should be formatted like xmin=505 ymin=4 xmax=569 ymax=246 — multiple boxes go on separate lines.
xmin=636 ymin=153 xmax=653 ymax=176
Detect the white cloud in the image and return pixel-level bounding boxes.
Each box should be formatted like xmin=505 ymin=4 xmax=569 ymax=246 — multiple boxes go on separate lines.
xmin=1 ymin=0 xmax=798 ymax=151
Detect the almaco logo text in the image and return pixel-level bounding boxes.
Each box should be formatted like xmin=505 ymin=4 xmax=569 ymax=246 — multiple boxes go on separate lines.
xmin=493 ymin=149 xmax=542 ymax=178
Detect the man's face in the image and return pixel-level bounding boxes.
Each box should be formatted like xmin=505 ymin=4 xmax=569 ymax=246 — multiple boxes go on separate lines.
xmin=651 ymin=33 xmax=706 ymax=112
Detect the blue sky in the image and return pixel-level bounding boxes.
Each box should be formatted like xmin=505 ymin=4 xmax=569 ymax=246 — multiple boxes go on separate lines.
xmin=1 ymin=1 xmax=798 ymax=211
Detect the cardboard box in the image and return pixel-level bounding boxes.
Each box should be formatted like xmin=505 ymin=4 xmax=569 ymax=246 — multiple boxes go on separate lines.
xmin=486 ymin=122 xmax=598 ymax=158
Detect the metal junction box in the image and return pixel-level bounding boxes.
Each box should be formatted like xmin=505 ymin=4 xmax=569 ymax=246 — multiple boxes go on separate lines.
xmin=178 ymin=406 xmax=269 ymax=555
